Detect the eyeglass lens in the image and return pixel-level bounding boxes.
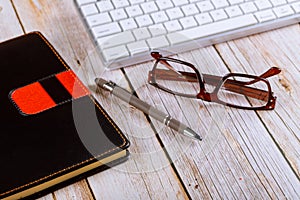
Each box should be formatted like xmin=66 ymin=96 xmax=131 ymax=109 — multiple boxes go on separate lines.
xmin=153 ymin=59 xmax=200 ymax=97
xmin=217 ymin=76 xmax=270 ymax=108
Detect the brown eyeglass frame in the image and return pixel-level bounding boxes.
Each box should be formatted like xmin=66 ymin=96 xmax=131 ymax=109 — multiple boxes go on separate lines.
xmin=148 ymin=52 xmax=281 ymax=110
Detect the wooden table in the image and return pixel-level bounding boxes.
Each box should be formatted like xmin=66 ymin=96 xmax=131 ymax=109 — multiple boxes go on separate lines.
xmin=1 ymin=0 xmax=299 ymax=199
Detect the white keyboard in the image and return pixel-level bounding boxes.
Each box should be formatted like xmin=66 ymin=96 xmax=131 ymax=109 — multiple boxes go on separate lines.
xmin=75 ymin=0 xmax=300 ymax=70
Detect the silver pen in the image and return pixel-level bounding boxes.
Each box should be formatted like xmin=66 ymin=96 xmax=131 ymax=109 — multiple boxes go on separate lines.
xmin=95 ymin=78 xmax=202 ymax=141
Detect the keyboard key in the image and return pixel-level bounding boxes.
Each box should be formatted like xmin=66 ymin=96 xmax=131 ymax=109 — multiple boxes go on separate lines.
xmin=225 ymin=5 xmax=243 ymax=17
xmin=141 ymin=2 xmax=159 ymax=14
xmin=133 ymin=27 xmax=151 ymax=40
xmin=127 ymin=41 xmax=149 ymax=55
xmin=80 ymin=4 xmax=98 ymax=16
xmin=273 ymin=5 xmax=295 ymax=17
xmin=97 ymin=31 xmax=135 ymax=49
xmin=149 ymin=24 xmax=167 ymax=36
xmin=292 ymin=2 xmax=300 ymax=13
xmin=164 ymin=20 xmax=182 ymax=32
xmin=181 ymin=4 xmax=200 ymax=16
xmin=120 ymin=18 xmax=138 ymax=31
xmin=195 ymin=13 xmax=213 ymax=25
xmin=167 ymin=14 xmax=258 ymax=45
xmin=166 ymin=7 xmax=184 ymax=20
xmin=87 ymin=13 xmax=111 ymax=27
xmin=96 ymin=1 xmax=114 ymax=12
xmin=110 ymin=9 xmax=127 ymax=21
xmin=240 ymin=2 xmax=258 ymax=14
xmin=189 ymin=0 xmax=203 ymax=2
xmin=76 ymin=0 xmax=96 ymax=6
xmin=129 ymin=0 xmax=145 ymax=5
xmin=151 ymin=11 xmax=169 ymax=23
xmin=76 ymin=0 xmax=300 ymax=68
xmin=255 ymin=10 xmax=277 ymax=22
xmin=197 ymin=1 xmax=215 ymax=12
xmin=228 ymin=0 xmax=244 ymax=5
xmin=255 ymin=0 xmax=273 ymax=10
xmin=102 ymin=45 xmax=129 ymax=62
xmin=135 ymin=15 xmax=154 ymax=27
xmin=179 ymin=16 xmax=198 ymax=29
xmin=210 ymin=9 xmax=228 ymax=21
xmin=270 ymin=0 xmax=287 ymax=6
xmin=147 ymin=36 xmax=170 ymax=50
xmin=212 ymin=0 xmax=230 ymax=9
xmin=172 ymin=0 xmax=189 ymax=6
xmin=156 ymin=0 xmax=174 ymax=10
xmin=112 ymin=0 xmax=130 ymax=8
xmin=92 ymin=22 xmax=121 ymax=38
xmin=126 ymin=5 xmax=143 ymax=18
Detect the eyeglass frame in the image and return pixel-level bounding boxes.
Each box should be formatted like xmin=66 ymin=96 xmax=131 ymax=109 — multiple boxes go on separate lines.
xmin=148 ymin=52 xmax=281 ymax=110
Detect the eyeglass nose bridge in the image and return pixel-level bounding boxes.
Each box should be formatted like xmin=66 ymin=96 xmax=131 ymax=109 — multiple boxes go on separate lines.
xmin=196 ymin=89 xmax=220 ymax=102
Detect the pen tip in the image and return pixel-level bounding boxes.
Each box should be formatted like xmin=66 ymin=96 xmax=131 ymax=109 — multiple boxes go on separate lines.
xmin=194 ymin=134 xmax=202 ymax=141
xmin=184 ymin=128 xmax=202 ymax=141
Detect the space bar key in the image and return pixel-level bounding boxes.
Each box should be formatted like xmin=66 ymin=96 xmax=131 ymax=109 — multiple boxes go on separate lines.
xmin=167 ymin=14 xmax=258 ymax=45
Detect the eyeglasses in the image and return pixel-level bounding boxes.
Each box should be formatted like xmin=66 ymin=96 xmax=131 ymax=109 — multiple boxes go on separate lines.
xmin=148 ymin=52 xmax=281 ymax=110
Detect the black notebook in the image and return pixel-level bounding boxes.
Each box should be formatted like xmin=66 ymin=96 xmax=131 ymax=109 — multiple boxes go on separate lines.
xmin=0 ymin=32 xmax=130 ymax=199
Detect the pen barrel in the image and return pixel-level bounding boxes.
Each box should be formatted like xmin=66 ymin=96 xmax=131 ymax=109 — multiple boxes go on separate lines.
xmin=167 ymin=118 xmax=187 ymax=134
xmin=96 ymin=79 xmax=201 ymax=140
xmin=112 ymin=86 xmax=186 ymax=133
xmin=112 ymin=86 xmax=152 ymax=115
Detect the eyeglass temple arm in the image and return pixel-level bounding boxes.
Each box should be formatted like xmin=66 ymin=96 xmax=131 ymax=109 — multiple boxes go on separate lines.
xmin=149 ymin=68 xmax=280 ymax=101
xmin=258 ymin=66 xmax=281 ymax=79
xmin=236 ymin=67 xmax=281 ymax=85
xmin=203 ymin=67 xmax=281 ymax=86
xmin=150 ymin=51 xmax=281 ymax=81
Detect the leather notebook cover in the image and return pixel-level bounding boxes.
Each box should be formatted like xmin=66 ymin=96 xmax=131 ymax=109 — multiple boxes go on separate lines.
xmin=0 ymin=32 xmax=130 ymax=199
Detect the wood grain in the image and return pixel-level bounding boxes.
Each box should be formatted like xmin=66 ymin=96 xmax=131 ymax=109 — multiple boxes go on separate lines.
xmin=0 ymin=0 xmax=23 ymax=41
xmin=53 ymin=180 xmax=94 ymax=200
xmin=124 ymin=45 xmax=300 ymax=199
xmin=215 ymin=25 xmax=300 ymax=176
xmin=3 ymin=0 xmax=300 ymax=199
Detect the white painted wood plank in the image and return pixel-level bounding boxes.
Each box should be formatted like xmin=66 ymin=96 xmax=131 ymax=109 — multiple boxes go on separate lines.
xmin=215 ymin=24 xmax=300 ymax=176
xmin=37 ymin=194 xmax=54 ymax=200
xmin=124 ymin=45 xmax=300 ymax=199
xmin=0 ymin=0 xmax=23 ymax=41
xmin=53 ymin=180 xmax=94 ymax=200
